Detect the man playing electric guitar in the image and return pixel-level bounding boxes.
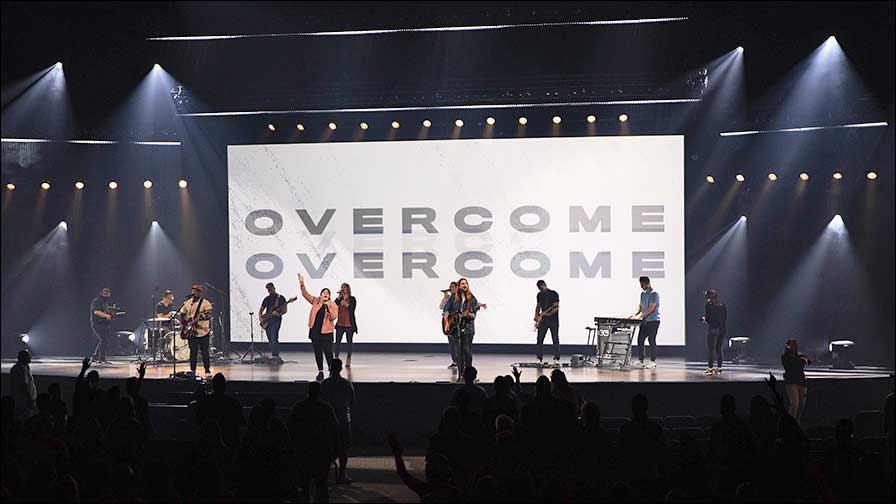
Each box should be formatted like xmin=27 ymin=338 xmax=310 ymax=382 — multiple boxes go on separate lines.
xmin=259 ymin=282 xmax=296 ymax=365
xmin=534 ymin=280 xmax=560 ymax=367
xmin=179 ymin=284 xmax=214 ymax=378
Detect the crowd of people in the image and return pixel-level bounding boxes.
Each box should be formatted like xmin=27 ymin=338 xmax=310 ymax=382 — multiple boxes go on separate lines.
xmin=2 ymin=347 xmax=894 ymax=502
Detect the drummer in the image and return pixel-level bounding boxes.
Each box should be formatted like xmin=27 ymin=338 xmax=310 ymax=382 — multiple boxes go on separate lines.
xmin=156 ymin=290 xmax=178 ymax=321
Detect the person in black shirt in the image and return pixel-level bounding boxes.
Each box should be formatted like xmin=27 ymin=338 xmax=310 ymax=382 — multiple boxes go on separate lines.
xmin=155 ymin=290 xmax=177 ymax=319
xmin=260 ymin=282 xmax=288 ymax=364
xmin=781 ymin=339 xmax=811 ymax=424
xmin=534 ymin=280 xmax=560 ymax=367
xmin=90 ymin=287 xmax=115 ymax=363
xmin=702 ymin=289 xmax=728 ymax=375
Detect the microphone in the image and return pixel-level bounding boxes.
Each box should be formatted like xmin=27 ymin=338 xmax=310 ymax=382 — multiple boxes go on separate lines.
xmin=440 ymin=289 xmax=450 ymax=293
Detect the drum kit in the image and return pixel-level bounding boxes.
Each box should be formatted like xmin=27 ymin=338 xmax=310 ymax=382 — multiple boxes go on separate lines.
xmin=144 ymin=316 xmax=190 ymax=362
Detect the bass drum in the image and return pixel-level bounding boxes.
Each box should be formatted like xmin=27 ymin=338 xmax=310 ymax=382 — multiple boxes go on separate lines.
xmin=162 ymin=330 xmax=191 ymax=362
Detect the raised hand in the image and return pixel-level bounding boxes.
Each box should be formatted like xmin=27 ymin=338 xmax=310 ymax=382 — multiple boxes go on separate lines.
xmin=512 ymin=365 xmax=521 ymax=382
xmin=81 ymin=357 xmax=92 ymax=371
xmin=297 ymin=273 xmax=305 ymax=285
xmin=387 ymin=432 xmax=403 ymax=456
xmin=138 ymin=361 xmax=146 ymax=378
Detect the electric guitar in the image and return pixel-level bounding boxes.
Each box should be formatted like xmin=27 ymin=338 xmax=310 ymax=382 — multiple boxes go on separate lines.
xmin=534 ymin=307 xmax=556 ymax=330
xmin=260 ymin=296 xmax=298 ymax=329
xmin=441 ymin=303 xmax=486 ymax=335
xmin=180 ymin=309 xmax=212 ymax=340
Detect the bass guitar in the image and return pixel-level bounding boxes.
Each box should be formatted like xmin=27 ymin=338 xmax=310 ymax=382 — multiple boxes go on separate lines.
xmin=180 ymin=309 xmax=212 ymax=340
xmin=260 ymin=296 xmax=298 ymax=329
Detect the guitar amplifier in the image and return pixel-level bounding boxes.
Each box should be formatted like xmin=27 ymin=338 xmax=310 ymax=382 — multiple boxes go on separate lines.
xmin=570 ymin=354 xmax=586 ymax=367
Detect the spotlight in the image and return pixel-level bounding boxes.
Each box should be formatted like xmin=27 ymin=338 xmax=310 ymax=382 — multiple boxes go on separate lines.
xmin=768 ymin=173 xmax=778 ymax=181
xmin=267 ymin=123 xmax=276 ymax=132
xmin=552 ymin=116 xmax=562 ymax=124
xmin=455 ymin=119 xmax=464 ymax=127
xmin=178 ymin=179 xmax=188 ymax=188
xmin=359 ymin=122 xmax=369 ymax=130
xmin=55 ymin=62 xmax=63 ymax=68
xmin=586 ymin=115 xmax=596 ymax=123
xmin=833 ymin=172 xmax=843 ymax=180
xmin=296 ymin=123 xmax=305 ymax=131
xmin=706 ymin=175 xmax=715 ymax=184
xmin=391 ymin=121 xmax=400 ymax=129
xmin=735 ymin=174 xmax=745 ymax=182
xmin=486 ymin=117 xmax=495 ymax=125
xmin=618 ymin=114 xmax=629 ymax=122
xmin=422 ymin=119 xmax=432 ymax=128
xmin=6 ymin=183 xmax=14 ymax=190
xmin=19 ymin=334 xmax=30 ymax=344
xmin=736 ymin=46 xmax=744 ymax=53
xmin=827 ymin=35 xmax=837 ymax=43
xmin=866 ymin=171 xmax=877 ymax=180
xmin=518 ymin=116 xmax=528 ymax=125
xmin=74 ymin=181 xmax=85 ymax=190
xmin=59 ymin=221 xmax=67 ymax=230
xmin=151 ymin=220 xmax=158 ymax=225
xmin=41 ymin=182 xmax=50 ymax=190
xmin=153 ymin=63 xmax=161 ymax=70
xmin=108 ymin=181 xmax=118 ymax=190
xmin=799 ymin=172 xmax=810 ymax=181
xmin=128 ymin=333 xmax=136 ymax=342
xmin=328 ymin=122 xmax=337 ymax=130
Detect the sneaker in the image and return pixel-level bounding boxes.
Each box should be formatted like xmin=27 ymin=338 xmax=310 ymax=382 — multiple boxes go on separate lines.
xmin=704 ymin=368 xmax=714 ymax=375
xmin=715 ymin=368 xmax=722 ymax=375
xmin=645 ymin=361 xmax=657 ymax=369
xmin=553 ymin=358 xmax=561 ymax=367
xmin=537 ymin=358 xmax=544 ymax=367
xmin=316 ymin=371 xmax=325 ymax=382
xmin=632 ymin=360 xmax=645 ymax=368
xmin=273 ymin=356 xmax=284 ymax=365
xmin=448 ymin=362 xmax=457 ymax=369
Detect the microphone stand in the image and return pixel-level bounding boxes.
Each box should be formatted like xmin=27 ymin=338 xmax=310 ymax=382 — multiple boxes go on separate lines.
xmin=204 ymin=282 xmax=238 ymax=360
xmin=168 ymin=298 xmax=190 ymax=379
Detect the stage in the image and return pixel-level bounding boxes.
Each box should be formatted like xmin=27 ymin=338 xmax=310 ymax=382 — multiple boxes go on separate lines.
xmin=2 ymin=352 xmax=892 ymax=450
xmin=1 ymin=352 xmax=890 ymax=384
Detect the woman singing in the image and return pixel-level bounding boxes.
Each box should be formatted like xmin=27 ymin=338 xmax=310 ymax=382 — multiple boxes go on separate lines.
xmin=702 ymin=289 xmax=728 ymax=375
xmin=441 ymin=278 xmax=479 ymax=378
xmin=781 ymin=339 xmax=811 ymax=424
xmin=334 ymin=283 xmax=358 ymax=368
xmin=298 ymin=273 xmax=338 ymax=381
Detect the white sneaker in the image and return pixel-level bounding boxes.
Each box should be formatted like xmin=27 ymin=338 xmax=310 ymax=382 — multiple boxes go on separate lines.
xmin=553 ymin=358 xmax=561 ymax=367
xmin=645 ymin=361 xmax=657 ymax=369
xmin=537 ymin=358 xmax=545 ymax=367
xmin=632 ymin=361 xmax=645 ymax=368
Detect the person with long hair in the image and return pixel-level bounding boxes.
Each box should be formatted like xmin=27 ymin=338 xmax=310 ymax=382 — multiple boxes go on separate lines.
xmin=781 ymin=338 xmax=811 ymax=424
xmin=298 ymin=273 xmax=338 ymax=381
xmin=334 ymin=283 xmax=358 ymax=368
xmin=702 ymin=289 xmax=728 ymax=375
xmin=441 ymin=278 xmax=480 ymax=377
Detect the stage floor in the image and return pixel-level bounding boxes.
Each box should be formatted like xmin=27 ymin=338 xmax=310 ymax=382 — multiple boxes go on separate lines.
xmin=2 ymin=351 xmax=890 ymax=384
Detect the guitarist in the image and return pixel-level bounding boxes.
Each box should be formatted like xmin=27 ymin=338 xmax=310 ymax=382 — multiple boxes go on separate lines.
xmin=90 ymin=287 xmax=116 ymax=364
xmin=260 ymin=282 xmax=288 ymax=364
xmin=534 ymin=280 xmax=560 ymax=367
xmin=179 ymin=284 xmax=214 ymax=378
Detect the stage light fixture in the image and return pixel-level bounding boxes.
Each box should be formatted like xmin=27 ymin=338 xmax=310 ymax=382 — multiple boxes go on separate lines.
xmin=618 ymin=114 xmax=629 ymax=122
xmin=359 ymin=122 xmax=369 ymax=130
xmin=59 ymin=221 xmax=67 ymax=230
xmin=296 ymin=123 xmax=305 ymax=131
xmin=486 ymin=117 xmax=495 ymax=125
xmin=768 ymin=173 xmax=778 ymax=181
xmin=6 ymin=183 xmax=14 ymax=190
xmin=128 ymin=333 xmax=136 ymax=342
xmin=152 ymin=220 xmax=158 ymax=225
xmin=866 ymin=171 xmax=877 ymax=180
xmin=178 ymin=179 xmax=188 ymax=188
xmin=552 ymin=116 xmax=562 ymax=124
xmin=143 ymin=180 xmax=153 ymax=188
xmin=735 ymin=174 xmax=745 ymax=182
xmin=391 ymin=121 xmax=400 ymax=129
xmin=55 ymin=62 xmax=62 ymax=68
xmin=518 ymin=116 xmax=528 ymax=125
xmin=328 ymin=122 xmax=337 ymax=130
xmin=108 ymin=181 xmax=118 ymax=189
xmin=736 ymin=46 xmax=744 ymax=53
xmin=455 ymin=119 xmax=464 ymax=127
xmin=586 ymin=115 xmax=596 ymax=123
xmin=74 ymin=181 xmax=85 ymax=190
xmin=41 ymin=182 xmax=50 ymax=190
xmin=833 ymin=172 xmax=843 ymax=180
xmin=799 ymin=172 xmax=810 ymax=181
xmin=422 ymin=119 xmax=432 ymax=128
xmin=267 ymin=123 xmax=276 ymax=132
xmin=153 ymin=63 xmax=161 ymax=70
xmin=706 ymin=175 xmax=715 ymax=184
xmin=19 ymin=334 xmax=30 ymax=344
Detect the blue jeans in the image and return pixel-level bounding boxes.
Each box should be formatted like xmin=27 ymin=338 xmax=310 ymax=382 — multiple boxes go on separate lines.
xmin=264 ymin=317 xmax=282 ymax=357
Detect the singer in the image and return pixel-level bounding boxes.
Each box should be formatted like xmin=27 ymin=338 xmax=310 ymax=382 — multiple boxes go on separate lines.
xmin=441 ymin=278 xmax=480 ymax=377
xmin=439 ymin=281 xmax=459 ymax=369
xmin=298 ymin=273 xmax=338 ymax=381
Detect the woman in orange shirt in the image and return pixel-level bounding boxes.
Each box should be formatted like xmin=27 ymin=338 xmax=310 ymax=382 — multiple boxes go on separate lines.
xmin=298 ymin=273 xmax=338 ymax=381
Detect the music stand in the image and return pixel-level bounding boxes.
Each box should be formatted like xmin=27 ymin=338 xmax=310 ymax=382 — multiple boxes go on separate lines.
xmin=240 ymin=311 xmax=267 ymax=363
